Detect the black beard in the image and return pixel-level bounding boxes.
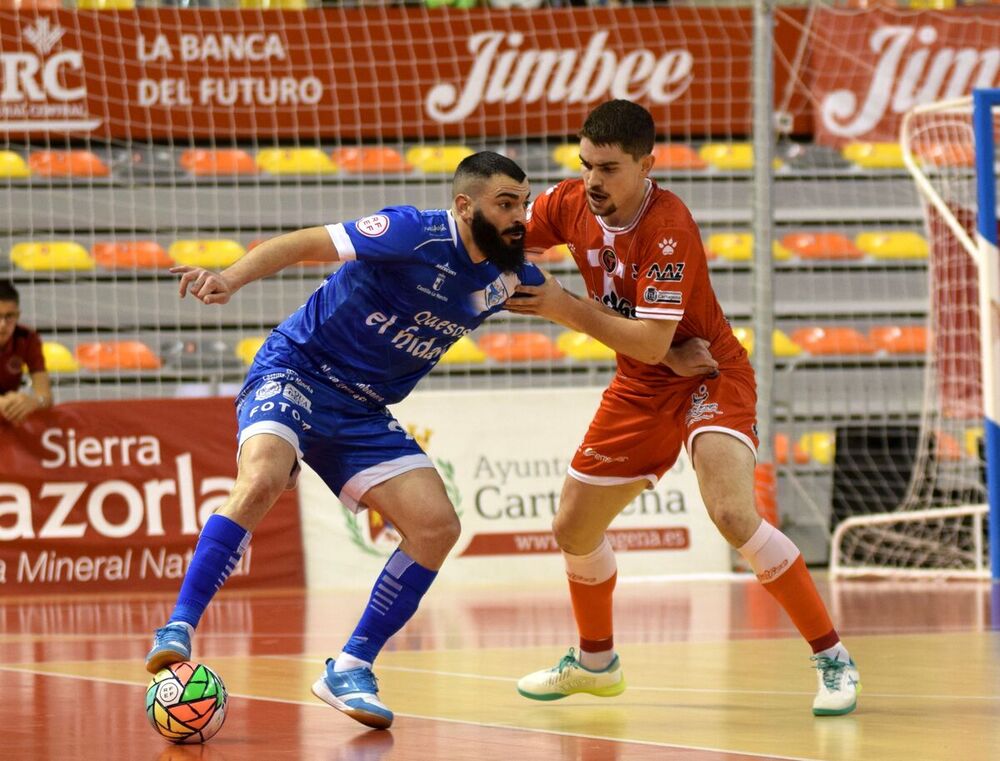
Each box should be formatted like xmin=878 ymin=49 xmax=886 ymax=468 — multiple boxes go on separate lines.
xmin=470 ymin=209 xmax=526 ymax=273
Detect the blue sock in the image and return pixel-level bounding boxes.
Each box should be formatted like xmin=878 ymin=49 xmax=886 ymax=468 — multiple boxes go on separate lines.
xmin=169 ymin=514 xmax=252 ymax=628
xmin=343 ymin=549 xmax=437 ymax=665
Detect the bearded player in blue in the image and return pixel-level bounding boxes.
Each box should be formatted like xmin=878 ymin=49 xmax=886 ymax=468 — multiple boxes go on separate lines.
xmin=143 ymin=152 xmax=542 ymax=730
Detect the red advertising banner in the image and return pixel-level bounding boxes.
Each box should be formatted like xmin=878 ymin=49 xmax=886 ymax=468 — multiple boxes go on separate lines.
xmin=0 ymin=397 xmax=304 ymax=595
xmin=808 ymin=8 xmax=1000 ymax=145
xmin=0 ymin=7 xmax=808 ymax=140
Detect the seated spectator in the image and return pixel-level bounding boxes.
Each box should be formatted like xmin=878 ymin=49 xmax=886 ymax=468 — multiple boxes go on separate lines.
xmin=0 ymin=280 xmax=51 ymax=425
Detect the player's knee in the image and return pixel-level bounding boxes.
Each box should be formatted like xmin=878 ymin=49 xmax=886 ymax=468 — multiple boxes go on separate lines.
xmin=410 ymin=506 xmax=461 ymax=554
xmin=232 ymin=468 xmax=286 ymax=512
xmin=707 ymin=501 xmax=757 ymax=545
xmin=551 ymin=511 xmax=588 ymax=554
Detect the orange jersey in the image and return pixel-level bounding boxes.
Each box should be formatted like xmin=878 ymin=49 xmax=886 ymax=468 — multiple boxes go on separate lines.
xmin=526 ymin=179 xmax=746 ymax=385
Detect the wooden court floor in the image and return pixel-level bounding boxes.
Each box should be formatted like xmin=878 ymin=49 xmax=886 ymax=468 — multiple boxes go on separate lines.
xmin=1 ymin=576 xmax=997 ymax=761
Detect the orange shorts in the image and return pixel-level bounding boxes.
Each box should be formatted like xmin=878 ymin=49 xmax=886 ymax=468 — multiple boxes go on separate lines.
xmin=569 ymin=362 xmax=759 ymax=488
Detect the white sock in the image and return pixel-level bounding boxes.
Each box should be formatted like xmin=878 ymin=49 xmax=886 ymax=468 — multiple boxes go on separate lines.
xmin=579 ymin=648 xmax=615 ymax=671
xmin=334 ymin=651 xmax=372 ymax=672
xmin=817 ymin=641 xmax=851 ymax=664
xmin=167 ymin=621 xmax=194 ymax=636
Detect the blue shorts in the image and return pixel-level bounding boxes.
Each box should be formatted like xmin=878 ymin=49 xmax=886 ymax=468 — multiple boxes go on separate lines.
xmin=234 ymin=367 xmax=431 ymax=512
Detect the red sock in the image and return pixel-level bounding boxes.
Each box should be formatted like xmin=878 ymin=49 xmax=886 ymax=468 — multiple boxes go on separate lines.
xmin=563 ymin=537 xmax=617 ymax=654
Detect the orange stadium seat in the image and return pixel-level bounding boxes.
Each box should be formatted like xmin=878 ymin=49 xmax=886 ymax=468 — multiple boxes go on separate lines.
xmin=332 ymin=147 xmax=412 ymax=174
xmin=28 ymin=150 xmax=109 ymax=177
xmin=780 ymin=232 xmax=863 ymax=260
xmin=257 ymin=148 xmax=337 ymax=175
xmin=478 ymin=332 xmax=563 ymax=362
xmin=557 ymin=331 xmax=615 ymax=361
xmin=180 ymin=149 xmax=258 ymax=176
xmin=652 ymin=144 xmax=707 ymax=171
xmin=912 ymin=140 xmax=975 ymax=168
xmin=790 ymin=326 xmax=877 ymax=355
xmin=842 ymin=142 xmax=904 ymax=169
xmin=0 ymin=0 xmax=62 ymax=8
xmin=42 ymin=341 xmax=79 ymax=373
xmin=0 ymin=151 xmax=30 ymax=178
xmin=934 ymin=430 xmax=963 ymax=461
xmin=529 ymin=244 xmax=570 ymax=264
xmin=405 ymin=145 xmax=472 ymax=174
xmin=75 ymin=341 xmax=161 ymax=371
xmin=169 ymin=239 xmax=245 ymax=268
xmin=855 ymin=231 xmax=929 ymax=260
xmin=235 ymin=336 xmax=266 ymax=366
xmin=10 ymin=241 xmax=94 ymax=271
xmin=868 ymin=325 xmax=929 ymax=354
xmin=773 ymin=432 xmax=809 ymax=465
xmin=438 ymin=336 xmax=486 ymax=364
xmin=92 ymin=241 xmax=172 ymax=269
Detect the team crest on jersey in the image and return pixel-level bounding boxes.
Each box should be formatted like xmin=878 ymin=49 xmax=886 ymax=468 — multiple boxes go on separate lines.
xmin=471 ymin=272 xmax=519 ymax=313
xmin=356 ymin=214 xmax=390 ymax=238
xmin=254 ymin=380 xmax=282 ymax=400
xmin=600 ymin=247 xmax=619 ymax=274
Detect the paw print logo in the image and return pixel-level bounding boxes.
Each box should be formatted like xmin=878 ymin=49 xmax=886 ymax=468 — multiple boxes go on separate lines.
xmin=659 ymin=238 xmax=677 ymax=256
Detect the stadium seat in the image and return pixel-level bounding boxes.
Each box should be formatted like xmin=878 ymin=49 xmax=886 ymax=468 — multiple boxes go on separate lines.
xmin=731 ymin=327 xmax=802 ymax=358
xmin=842 ymin=142 xmax=905 ymax=169
xmin=705 ymin=233 xmax=791 ymax=262
xmin=776 ymin=142 xmax=851 ymax=170
xmin=698 ymin=143 xmax=754 ymax=171
xmin=934 ymin=430 xmax=963 ymax=461
xmin=773 ymin=432 xmax=809 ymax=465
xmin=438 ymin=335 xmax=486 ymax=364
xmin=868 ymin=325 xmax=929 ymax=354
xmin=161 ymin=338 xmax=245 ymax=370
xmin=332 ymin=147 xmax=411 ymax=174
xmin=92 ymin=241 xmax=172 ymax=269
xmin=180 ymin=149 xmax=258 ymax=176
xmin=0 ymin=0 xmax=61 ymax=8
xmin=965 ymin=427 xmax=984 ymax=458
xmin=652 ymin=144 xmax=707 ymax=171
xmin=109 ymin=146 xmax=180 ymax=181
xmin=478 ymin=332 xmax=563 ymax=362
xmin=790 ymin=326 xmax=877 ymax=355
xmin=798 ymin=431 xmax=835 ymax=465
xmin=42 ymin=341 xmax=79 ymax=373
xmin=240 ymin=0 xmax=306 ymax=7
xmin=256 ymin=148 xmax=337 ymax=175
xmin=405 ymin=145 xmax=473 ymax=174
xmin=913 ymin=140 xmax=974 ymax=168
xmin=75 ymin=341 xmax=161 ymax=371
xmin=28 ymin=150 xmax=109 ymax=177
xmin=169 ymin=239 xmax=245 ymax=268
xmin=780 ymin=232 xmax=863 ymax=260
xmin=76 ymin=0 xmax=135 ymax=7
xmin=529 ymin=244 xmax=570 ymax=264
xmin=551 ymin=144 xmax=582 ymax=172
xmin=0 ymin=151 xmax=30 ymax=178
xmin=854 ymin=231 xmax=929 ymax=260
xmin=10 ymin=241 xmax=95 ymax=271
xmin=235 ymin=336 xmax=266 ymax=366
xmin=556 ymin=330 xmax=615 ymax=361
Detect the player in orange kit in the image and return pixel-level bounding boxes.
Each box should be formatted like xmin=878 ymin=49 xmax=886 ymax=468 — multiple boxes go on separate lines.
xmin=507 ymin=100 xmax=860 ymax=716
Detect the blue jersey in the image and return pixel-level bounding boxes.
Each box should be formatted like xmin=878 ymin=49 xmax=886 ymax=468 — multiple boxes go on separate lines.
xmin=254 ymin=206 xmax=544 ymax=407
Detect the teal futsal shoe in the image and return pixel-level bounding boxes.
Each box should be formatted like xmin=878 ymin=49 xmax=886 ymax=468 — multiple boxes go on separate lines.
xmin=311 ymin=658 xmax=394 ymax=729
xmin=811 ymin=654 xmax=861 ymax=716
xmin=517 ymin=647 xmax=626 ymax=701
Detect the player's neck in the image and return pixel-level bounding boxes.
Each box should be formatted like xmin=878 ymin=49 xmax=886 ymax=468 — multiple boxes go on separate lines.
xmin=599 ymin=179 xmax=651 ymax=230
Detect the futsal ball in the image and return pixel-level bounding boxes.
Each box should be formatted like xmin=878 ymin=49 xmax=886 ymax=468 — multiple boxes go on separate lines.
xmin=146 ymin=661 xmax=228 ymax=744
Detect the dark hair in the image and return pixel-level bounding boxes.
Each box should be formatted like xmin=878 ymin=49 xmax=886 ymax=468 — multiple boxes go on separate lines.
xmin=579 ymin=100 xmax=656 ymax=160
xmin=453 ymin=151 xmax=526 ymax=196
xmin=0 ymin=280 xmax=18 ymax=304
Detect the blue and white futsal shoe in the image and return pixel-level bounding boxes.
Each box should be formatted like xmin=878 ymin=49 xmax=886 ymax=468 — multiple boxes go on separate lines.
xmin=311 ymin=658 xmax=394 ymax=729
xmin=144 ymin=621 xmax=193 ymax=674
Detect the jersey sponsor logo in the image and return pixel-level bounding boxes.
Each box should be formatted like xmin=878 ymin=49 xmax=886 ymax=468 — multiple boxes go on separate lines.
xmin=643 ymin=287 xmax=682 ymax=305
xmin=600 ymin=247 xmax=619 ymax=274
xmin=254 ymin=380 xmax=282 ymax=400
xmin=685 ymin=384 xmax=722 ymax=426
xmin=645 ymin=262 xmax=685 ymax=282
xmin=658 ymin=237 xmax=678 ymax=255
xmin=356 ymin=214 xmax=390 ymax=238
xmin=282 ymin=383 xmax=313 ymax=414
xmin=600 ymin=291 xmax=635 ymax=318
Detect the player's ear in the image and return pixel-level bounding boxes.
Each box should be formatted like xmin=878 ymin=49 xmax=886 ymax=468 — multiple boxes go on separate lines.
xmin=640 ymin=153 xmax=655 ymax=176
xmin=454 ymin=193 xmax=473 ymax=221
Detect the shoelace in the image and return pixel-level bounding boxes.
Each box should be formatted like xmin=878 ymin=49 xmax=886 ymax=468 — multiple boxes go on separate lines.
xmin=348 ymin=669 xmax=380 ymax=694
xmin=556 ymin=648 xmax=580 ymax=674
xmin=811 ymin=655 xmax=847 ymax=691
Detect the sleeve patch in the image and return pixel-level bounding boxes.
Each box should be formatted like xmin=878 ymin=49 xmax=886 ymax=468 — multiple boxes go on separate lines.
xmin=356 ymin=214 xmax=391 ymax=237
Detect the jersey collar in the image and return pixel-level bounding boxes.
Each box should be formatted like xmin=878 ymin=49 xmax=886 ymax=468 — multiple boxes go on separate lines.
xmin=596 ymin=178 xmax=654 ymax=235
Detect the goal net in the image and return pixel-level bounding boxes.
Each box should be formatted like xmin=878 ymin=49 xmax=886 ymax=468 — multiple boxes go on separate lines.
xmin=829 ymin=92 xmax=998 ymax=578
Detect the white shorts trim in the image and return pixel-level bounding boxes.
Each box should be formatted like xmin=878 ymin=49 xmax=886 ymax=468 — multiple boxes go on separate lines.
xmin=567 ymin=466 xmax=658 ymax=490
xmin=340 ymin=453 xmax=435 ymax=513
xmin=687 ymin=426 xmax=758 ymax=462
xmin=237 ymin=420 xmax=303 ymax=463
xmin=326 ymin=222 xmax=356 ymax=260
